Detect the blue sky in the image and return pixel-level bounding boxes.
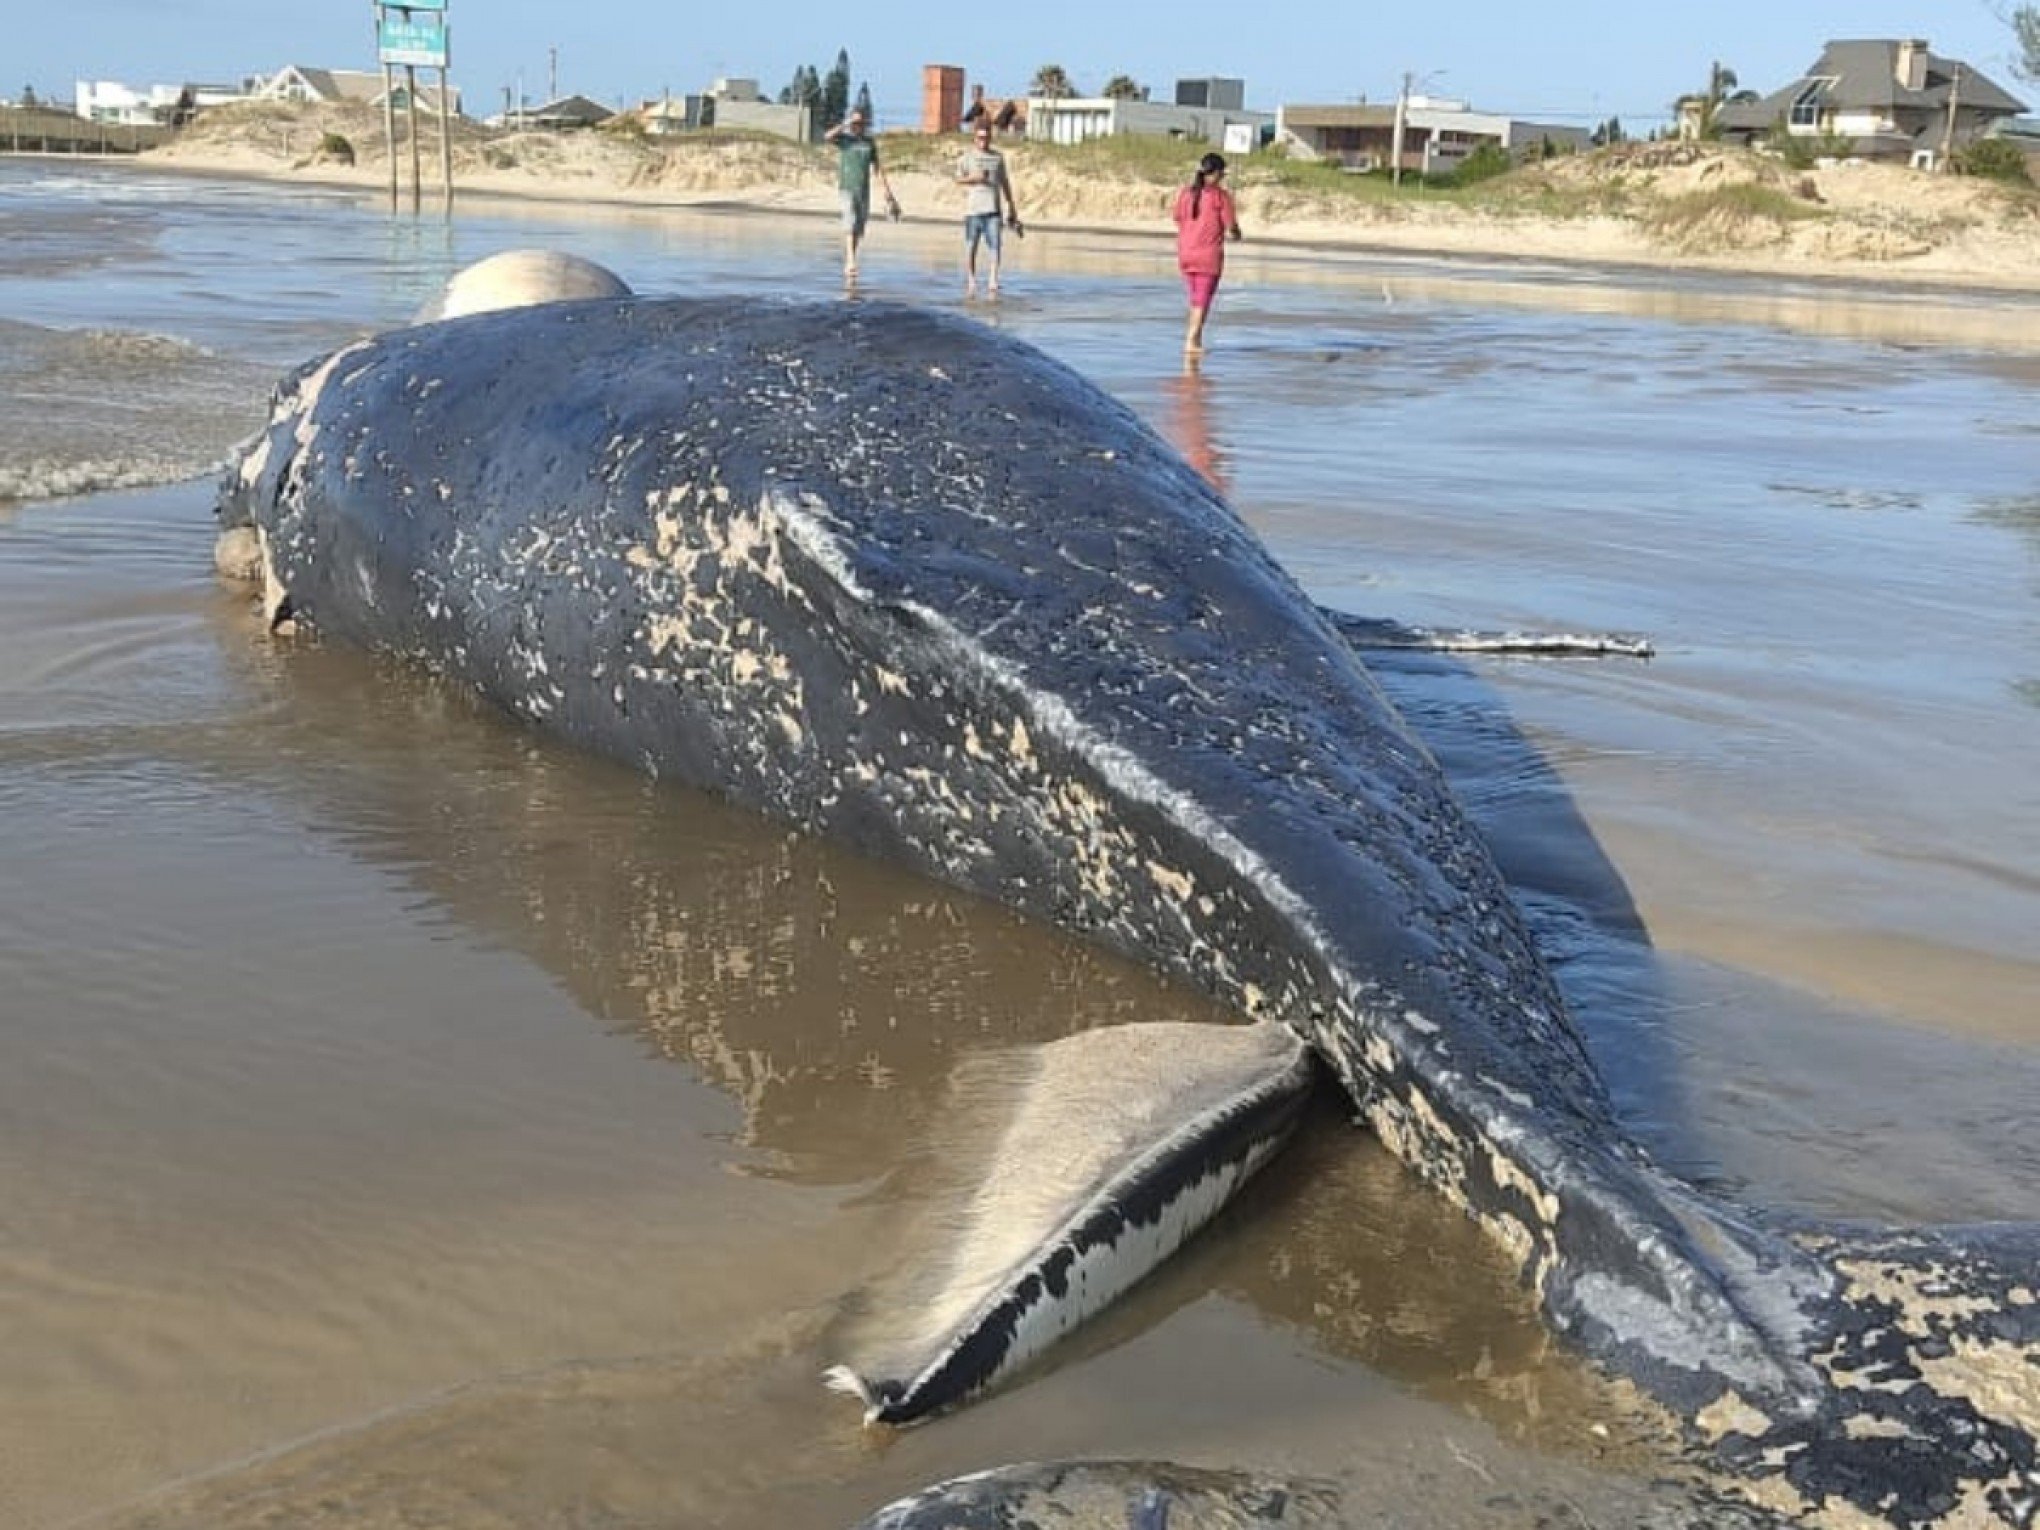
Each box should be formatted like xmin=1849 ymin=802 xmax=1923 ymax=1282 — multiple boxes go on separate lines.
xmin=17 ymin=0 xmax=2027 ymax=130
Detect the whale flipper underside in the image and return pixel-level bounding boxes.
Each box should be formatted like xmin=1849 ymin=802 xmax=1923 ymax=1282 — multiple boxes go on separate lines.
xmin=825 ymin=1020 xmax=1315 ymax=1424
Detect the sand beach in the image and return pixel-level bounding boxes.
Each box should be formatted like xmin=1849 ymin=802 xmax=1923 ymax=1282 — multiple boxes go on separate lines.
xmin=139 ymin=98 xmax=2040 ymax=293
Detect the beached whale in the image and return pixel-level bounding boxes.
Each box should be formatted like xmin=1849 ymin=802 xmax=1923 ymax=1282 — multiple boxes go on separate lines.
xmin=216 ymin=262 xmax=2039 ymax=1526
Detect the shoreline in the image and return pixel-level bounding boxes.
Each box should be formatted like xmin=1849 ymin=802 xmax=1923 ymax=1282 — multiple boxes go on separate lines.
xmin=78 ymin=102 xmax=2040 ymax=299
xmin=50 ymin=148 xmax=2040 ymax=354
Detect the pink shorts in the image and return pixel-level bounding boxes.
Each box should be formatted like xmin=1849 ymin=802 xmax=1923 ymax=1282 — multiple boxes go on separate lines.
xmin=1183 ymin=271 xmax=1221 ymax=309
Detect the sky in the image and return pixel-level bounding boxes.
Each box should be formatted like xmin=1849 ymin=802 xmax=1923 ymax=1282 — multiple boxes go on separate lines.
xmin=15 ymin=0 xmax=2029 ymax=130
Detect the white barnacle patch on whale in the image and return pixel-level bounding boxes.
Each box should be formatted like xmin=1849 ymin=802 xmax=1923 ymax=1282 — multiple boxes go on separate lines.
xmin=1695 ymin=1388 xmax=1774 ymax=1443
xmin=1827 ymin=1257 xmax=2040 ymax=1428
xmin=1145 ymin=859 xmax=1195 ymax=903
xmin=824 ymin=1019 xmax=1314 ymax=1426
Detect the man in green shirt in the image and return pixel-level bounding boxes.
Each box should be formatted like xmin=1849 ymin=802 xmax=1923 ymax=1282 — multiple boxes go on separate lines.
xmin=823 ymin=110 xmax=900 ymax=282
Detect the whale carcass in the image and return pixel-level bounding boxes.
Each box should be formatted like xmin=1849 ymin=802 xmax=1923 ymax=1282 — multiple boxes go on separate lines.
xmin=217 ymin=269 xmax=2040 ymax=1527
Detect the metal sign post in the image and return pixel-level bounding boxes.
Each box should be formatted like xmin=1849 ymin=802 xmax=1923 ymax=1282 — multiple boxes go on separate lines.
xmin=374 ymin=0 xmax=453 ymax=212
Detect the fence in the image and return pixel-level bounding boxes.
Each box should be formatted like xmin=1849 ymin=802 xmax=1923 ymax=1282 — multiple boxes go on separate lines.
xmin=0 ymin=107 xmax=172 ymax=154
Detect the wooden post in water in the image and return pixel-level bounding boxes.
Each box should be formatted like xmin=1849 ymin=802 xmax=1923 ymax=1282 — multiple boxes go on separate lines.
xmin=406 ymin=65 xmax=423 ymax=213
xmin=438 ymin=64 xmax=454 ymax=213
xmin=382 ymin=60 xmax=400 ymax=211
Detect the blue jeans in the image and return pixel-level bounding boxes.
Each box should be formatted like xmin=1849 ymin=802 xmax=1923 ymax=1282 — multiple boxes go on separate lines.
xmin=964 ymin=212 xmax=1003 ymax=257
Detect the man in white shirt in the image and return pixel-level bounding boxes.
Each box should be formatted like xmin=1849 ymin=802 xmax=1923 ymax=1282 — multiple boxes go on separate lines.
xmin=955 ymin=123 xmax=1021 ymax=296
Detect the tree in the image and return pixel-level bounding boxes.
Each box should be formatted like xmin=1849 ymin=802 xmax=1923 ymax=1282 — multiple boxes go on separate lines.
xmin=1030 ymin=64 xmax=1076 ymax=99
xmin=2013 ymin=5 xmax=2040 ymax=85
xmin=1101 ymin=74 xmax=1144 ymax=101
xmin=778 ymin=64 xmax=819 ymax=108
xmin=1697 ymin=60 xmax=1737 ymax=139
xmin=854 ymin=81 xmax=873 ymax=122
xmin=822 ymin=48 xmax=851 ymax=127
xmin=1683 ymin=61 xmax=1760 ymax=140
xmin=1591 ymin=116 xmax=1626 ymax=147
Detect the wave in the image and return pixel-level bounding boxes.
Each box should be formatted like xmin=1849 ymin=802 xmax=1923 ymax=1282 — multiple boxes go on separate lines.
xmin=0 ymin=318 xmax=273 ymax=505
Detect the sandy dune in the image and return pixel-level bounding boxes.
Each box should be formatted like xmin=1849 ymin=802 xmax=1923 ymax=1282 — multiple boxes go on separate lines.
xmin=143 ymin=100 xmax=2040 ymax=291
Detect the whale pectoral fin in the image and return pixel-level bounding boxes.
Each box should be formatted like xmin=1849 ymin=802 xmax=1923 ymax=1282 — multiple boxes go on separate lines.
xmin=826 ymin=1020 xmax=1316 ymax=1427
xmin=1318 ymin=606 xmax=1655 ymax=659
xmin=1699 ymin=1221 xmax=2040 ymax=1525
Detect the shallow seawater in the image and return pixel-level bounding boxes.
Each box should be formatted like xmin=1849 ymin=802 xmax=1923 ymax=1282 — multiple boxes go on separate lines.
xmin=1 ymin=157 xmax=2036 ymax=1528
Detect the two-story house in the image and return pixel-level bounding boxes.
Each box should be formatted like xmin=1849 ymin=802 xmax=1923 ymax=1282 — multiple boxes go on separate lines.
xmin=1715 ymin=38 xmax=2025 ymax=168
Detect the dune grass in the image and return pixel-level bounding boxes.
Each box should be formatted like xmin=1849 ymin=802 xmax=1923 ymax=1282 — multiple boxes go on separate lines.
xmin=1644 ymin=182 xmax=1827 ymax=242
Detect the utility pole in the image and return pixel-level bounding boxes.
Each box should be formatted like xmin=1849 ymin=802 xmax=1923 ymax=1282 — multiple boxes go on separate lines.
xmin=1391 ymin=70 xmax=1411 ymax=187
xmin=1940 ymin=64 xmax=1962 ymax=169
xmin=549 ymin=46 xmax=558 ymax=103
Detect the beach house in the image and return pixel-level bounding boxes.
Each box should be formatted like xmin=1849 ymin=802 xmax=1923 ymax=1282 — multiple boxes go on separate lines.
xmin=1275 ymin=97 xmax=1591 ymax=176
xmin=1713 ymin=39 xmax=2026 ymax=169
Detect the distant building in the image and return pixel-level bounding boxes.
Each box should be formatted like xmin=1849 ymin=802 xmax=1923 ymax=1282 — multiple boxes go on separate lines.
xmin=75 ymin=78 xmax=243 ymax=125
xmin=1713 ymin=38 xmax=2026 ymax=169
xmin=1276 ymin=96 xmax=1590 ymax=174
xmin=1026 ymin=78 xmax=1269 ymax=147
xmin=624 ymin=77 xmax=813 ymax=141
xmin=703 ymin=78 xmax=814 ymax=142
xmin=1175 ymin=77 xmax=1244 ymax=111
xmin=923 ymin=64 xmax=964 ymax=135
xmin=251 ymin=65 xmax=459 ymax=116
xmin=519 ymin=94 xmax=614 ymax=130
xmin=960 ymin=83 xmax=1026 ymax=135
xmin=639 ymin=94 xmax=712 ymax=134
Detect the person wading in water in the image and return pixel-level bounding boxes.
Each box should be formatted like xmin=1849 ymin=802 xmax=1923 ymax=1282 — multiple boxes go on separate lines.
xmin=1172 ymin=151 xmax=1243 ymax=354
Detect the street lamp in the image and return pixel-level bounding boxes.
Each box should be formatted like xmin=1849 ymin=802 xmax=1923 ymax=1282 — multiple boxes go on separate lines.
xmin=1391 ymin=69 xmax=1446 ymax=187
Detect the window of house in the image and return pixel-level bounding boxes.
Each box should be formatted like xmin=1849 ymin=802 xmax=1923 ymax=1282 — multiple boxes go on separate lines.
xmin=1789 ymin=80 xmax=1829 ymax=130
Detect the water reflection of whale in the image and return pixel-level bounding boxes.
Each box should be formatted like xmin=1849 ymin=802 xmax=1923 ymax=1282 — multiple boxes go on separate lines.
xmin=204 ymin=629 xmax=1236 ymax=1182
xmin=218 ymin=279 xmax=2040 ymax=1525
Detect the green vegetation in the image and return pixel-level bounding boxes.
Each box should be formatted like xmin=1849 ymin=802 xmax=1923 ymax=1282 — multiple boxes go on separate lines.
xmin=1687 ymin=60 xmax=1758 ymax=140
xmin=315 ymin=131 xmax=355 ymax=165
xmin=1449 ymin=142 xmax=1513 ymax=186
xmin=778 ymin=47 xmax=866 ymax=128
xmin=1030 ymin=64 xmax=1077 ymax=99
xmin=2014 ymin=5 xmax=2040 ymax=85
xmin=1775 ymin=124 xmax=1854 ymax=169
xmin=1952 ymin=137 xmax=2033 ymax=186
xmin=1645 ymin=182 xmax=1823 ymax=242
xmin=885 ymin=128 xmax=1633 ymax=213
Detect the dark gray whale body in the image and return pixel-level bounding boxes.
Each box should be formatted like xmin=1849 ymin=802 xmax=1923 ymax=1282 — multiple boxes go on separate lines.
xmin=220 ymin=293 xmax=2039 ymax=1526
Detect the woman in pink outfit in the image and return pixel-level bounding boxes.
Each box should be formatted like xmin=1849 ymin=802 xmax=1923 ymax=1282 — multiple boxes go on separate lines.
xmin=1171 ymin=152 xmax=1243 ymax=354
